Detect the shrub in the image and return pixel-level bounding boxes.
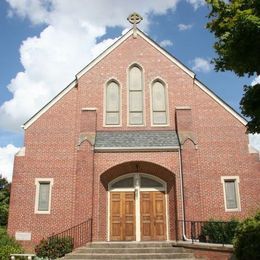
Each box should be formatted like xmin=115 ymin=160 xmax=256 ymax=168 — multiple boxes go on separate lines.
xmin=200 ymin=219 xmax=239 ymax=244
xmin=233 ymin=211 xmax=260 ymax=260
xmin=35 ymin=236 xmax=73 ymax=259
xmin=0 ymin=227 xmax=24 ymax=260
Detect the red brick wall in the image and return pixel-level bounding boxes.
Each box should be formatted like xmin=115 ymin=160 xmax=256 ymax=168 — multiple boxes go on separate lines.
xmin=8 ymin=33 xmax=260 ymax=250
xmin=94 ymin=152 xmax=180 ymax=241
xmin=8 ymin=88 xmax=79 ymax=244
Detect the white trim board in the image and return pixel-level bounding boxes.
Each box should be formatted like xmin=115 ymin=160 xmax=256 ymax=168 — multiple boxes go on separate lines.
xmin=95 ymin=146 xmax=179 ymax=152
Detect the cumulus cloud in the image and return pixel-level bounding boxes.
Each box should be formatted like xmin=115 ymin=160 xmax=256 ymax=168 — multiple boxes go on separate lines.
xmin=178 ymin=23 xmax=193 ymax=31
xmin=0 ymin=144 xmax=20 ymax=181
xmin=1 ymin=0 xmax=180 ymax=132
xmin=249 ymin=134 xmax=260 ymax=151
xmin=159 ymin=39 xmax=173 ymax=48
xmin=186 ymin=0 xmax=206 ymax=10
xmin=191 ymin=57 xmax=212 ymax=73
xmin=251 ymin=75 xmax=260 ymax=86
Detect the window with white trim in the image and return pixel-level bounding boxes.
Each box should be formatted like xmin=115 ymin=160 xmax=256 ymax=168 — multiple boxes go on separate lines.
xmin=129 ymin=65 xmax=144 ymax=125
xmin=221 ymin=176 xmax=241 ymax=211
xmin=106 ymin=81 xmax=120 ymax=125
xmin=151 ymin=80 xmax=167 ymax=125
xmin=35 ymin=178 xmax=53 ymax=214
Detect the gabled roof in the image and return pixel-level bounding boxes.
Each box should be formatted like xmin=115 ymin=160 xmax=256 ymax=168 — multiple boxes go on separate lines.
xmin=76 ymin=28 xmax=195 ymax=79
xmin=22 ymin=28 xmax=246 ymax=129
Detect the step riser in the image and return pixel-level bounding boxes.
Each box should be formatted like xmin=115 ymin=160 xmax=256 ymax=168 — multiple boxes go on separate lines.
xmin=87 ymin=242 xmax=174 ymax=248
xmin=63 ymin=243 xmax=196 ymax=260
xmin=64 ymin=253 xmax=194 ymax=259
xmin=75 ymin=248 xmax=185 ymax=253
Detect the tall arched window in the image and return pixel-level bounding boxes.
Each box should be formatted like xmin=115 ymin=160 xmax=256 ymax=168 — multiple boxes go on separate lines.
xmin=105 ymin=80 xmax=120 ymax=125
xmin=129 ymin=65 xmax=144 ymax=125
xmin=151 ymin=80 xmax=167 ymax=125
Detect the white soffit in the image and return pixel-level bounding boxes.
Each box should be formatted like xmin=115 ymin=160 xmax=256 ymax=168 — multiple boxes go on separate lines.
xmin=194 ymin=79 xmax=247 ymax=125
xmin=22 ymin=80 xmax=77 ymax=129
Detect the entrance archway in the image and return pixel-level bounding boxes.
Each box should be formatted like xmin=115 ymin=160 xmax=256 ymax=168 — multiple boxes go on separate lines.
xmin=108 ymin=173 xmax=168 ymax=241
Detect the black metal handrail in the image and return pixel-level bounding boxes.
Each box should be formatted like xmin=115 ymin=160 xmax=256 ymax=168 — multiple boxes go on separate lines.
xmin=48 ymin=218 xmax=92 ymax=249
xmin=177 ymin=220 xmax=237 ymax=245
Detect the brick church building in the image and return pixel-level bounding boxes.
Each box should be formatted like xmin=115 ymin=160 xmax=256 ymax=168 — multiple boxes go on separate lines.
xmin=8 ymin=16 xmax=260 ymax=249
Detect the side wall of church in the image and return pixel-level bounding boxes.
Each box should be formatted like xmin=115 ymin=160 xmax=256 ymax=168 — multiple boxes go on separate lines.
xmin=8 ymin=87 xmax=80 ymax=249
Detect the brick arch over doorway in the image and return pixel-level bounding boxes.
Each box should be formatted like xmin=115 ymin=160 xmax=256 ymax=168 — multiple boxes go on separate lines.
xmin=97 ymin=161 xmax=178 ymax=241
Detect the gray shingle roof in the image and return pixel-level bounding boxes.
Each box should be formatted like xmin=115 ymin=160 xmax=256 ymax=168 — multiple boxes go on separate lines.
xmin=95 ymin=131 xmax=179 ymax=151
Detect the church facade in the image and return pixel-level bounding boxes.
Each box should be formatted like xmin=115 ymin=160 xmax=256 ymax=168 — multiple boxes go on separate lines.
xmin=8 ymin=24 xmax=260 ymax=248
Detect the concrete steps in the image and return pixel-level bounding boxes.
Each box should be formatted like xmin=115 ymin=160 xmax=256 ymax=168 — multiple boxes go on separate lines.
xmin=63 ymin=242 xmax=196 ymax=259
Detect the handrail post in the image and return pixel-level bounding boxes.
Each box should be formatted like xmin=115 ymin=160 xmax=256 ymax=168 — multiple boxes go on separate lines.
xmin=191 ymin=221 xmax=195 ymax=244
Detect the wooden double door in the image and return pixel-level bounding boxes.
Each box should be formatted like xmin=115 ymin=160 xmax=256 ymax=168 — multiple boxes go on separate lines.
xmin=110 ymin=191 xmax=166 ymax=241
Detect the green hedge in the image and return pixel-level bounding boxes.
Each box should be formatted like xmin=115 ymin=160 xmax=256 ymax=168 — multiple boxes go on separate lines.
xmin=35 ymin=236 xmax=73 ymax=259
xmin=200 ymin=219 xmax=239 ymax=244
xmin=233 ymin=211 xmax=260 ymax=260
xmin=0 ymin=227 xmax=24 ymax=260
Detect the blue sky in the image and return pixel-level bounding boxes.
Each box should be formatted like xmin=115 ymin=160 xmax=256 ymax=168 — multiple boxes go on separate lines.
xmin=0 ymin=0 xmax=259 ymax=181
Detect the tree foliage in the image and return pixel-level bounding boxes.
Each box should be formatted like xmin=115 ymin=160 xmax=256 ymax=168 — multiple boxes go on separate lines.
xmin=0 ymin=175 xmax=11 ymax=226
xmin=233 ymin=211 xmax=260 ymax=260
xmin=0 ymin=227 xmax=24 ymax=260
xmin=206 ymin=0 xmax=260 ymax=76
xmin=240 ymin=83 xmax=260 ymax=133
xmin=35 ymin=236 xmax=73 ymax=259
xmin=200 ymin=219 xmax=239 ymax=244
xmin=206 ymin=0 xmax=260 ymax=133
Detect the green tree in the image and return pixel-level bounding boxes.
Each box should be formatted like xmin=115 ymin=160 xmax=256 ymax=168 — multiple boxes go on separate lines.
xmin=0 ymin=227 xmax=24 ymax=260
xmin=0 ymin=175 xmax=11 ymax=226
xmin=233 ymin=211 xmax=260 ymax=260
xmin=206 ymin=0 xmax=260 ymax=133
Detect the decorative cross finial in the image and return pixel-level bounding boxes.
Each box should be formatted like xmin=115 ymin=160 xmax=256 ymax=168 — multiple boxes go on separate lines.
xmin=127 ymin=12 xmax=143 ymax=38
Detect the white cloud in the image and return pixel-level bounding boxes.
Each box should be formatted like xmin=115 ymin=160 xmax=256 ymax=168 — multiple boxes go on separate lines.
xmin=0 ymin=144 xmax=20 ymax=182
xmin=251 ymin=75 xmax=260 ymax=86
xmin=191 ymin=57 xmax=212 ymax=73
xmin=1 ymin=0 xmax=180 ymax=132
xmin=159 ymin=39 xmax=173 ymax=48
xmin=249 ymin=134 xmax=260 ymax=151
xmin=186 ymin=0 xmax=206 ymax=10
xmin=178 ymin=23 xmax=193 ymax=31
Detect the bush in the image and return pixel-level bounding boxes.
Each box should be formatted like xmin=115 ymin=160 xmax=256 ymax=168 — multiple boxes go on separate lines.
xmin=35 ymin=236 xmax=73 ymax=259
xmin=200 ymin=219 xmax=239 ymax=244
xmin=233 ymin=211 xmax=260 ymax=260
xmin=0 ymin=227 xmax=24 ymax=260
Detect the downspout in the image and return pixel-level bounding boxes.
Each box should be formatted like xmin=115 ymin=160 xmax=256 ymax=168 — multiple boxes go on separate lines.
xmin=91 ymin=110 xmax=97 ymax=242
xmin=178 ymin=147 xmax=191 ymax=241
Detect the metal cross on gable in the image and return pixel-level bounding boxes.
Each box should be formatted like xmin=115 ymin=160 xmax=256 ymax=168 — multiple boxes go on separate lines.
xmin=127 ymin=12 xmax=143 ymax=38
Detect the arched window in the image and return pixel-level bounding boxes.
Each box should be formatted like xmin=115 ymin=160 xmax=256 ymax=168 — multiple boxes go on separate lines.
xmin=105 ymin=81 xmax=120 ymax=125
xmin=129 ymin=65 xmax=144 ymax=125
xmin=151 ymin=80 xmax=167 ymax=125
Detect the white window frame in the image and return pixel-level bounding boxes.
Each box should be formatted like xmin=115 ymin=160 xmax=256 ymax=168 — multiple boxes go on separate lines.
xmin=221 ymin=176 xmax=241 ymax=212
xmin=35 ymin=178 xmax=54 ymax=214
xmin=150 ymin=78 xmax=169 ymax=126
xmin=127 ymin=64 xmax=145 ymax=126
xmin=104 ymin=79 xmax=121 ymax=127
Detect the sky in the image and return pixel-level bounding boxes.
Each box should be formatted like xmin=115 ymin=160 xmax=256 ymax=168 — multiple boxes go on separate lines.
xmin=0 ymin=0 xmax=259 ymax=181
